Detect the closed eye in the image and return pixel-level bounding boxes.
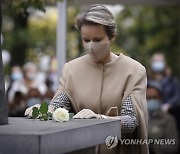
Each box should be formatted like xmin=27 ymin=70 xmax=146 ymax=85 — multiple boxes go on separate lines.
xmin=82 ymin=37 xmax=103 ymax=43
xmin=83 ymin=38 xmax=90 ymax=43
xmin=93 ymin=38 xmax=102 ymax=42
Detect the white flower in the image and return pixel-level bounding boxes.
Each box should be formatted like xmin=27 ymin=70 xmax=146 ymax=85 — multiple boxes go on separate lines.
xmin=53 ymin=108 xmax=69 ymax=122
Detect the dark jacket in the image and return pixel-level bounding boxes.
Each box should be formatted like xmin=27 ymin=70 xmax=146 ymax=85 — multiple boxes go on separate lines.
xmin=161 ymin=76 xmax=180 ymax=106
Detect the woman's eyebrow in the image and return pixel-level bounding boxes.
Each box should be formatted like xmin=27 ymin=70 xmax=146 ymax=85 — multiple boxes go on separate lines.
xmin=93 ymin=37 xmax=102 ymax=40
xmin=82 ymin=37 xmax=90 ymax=40
xmin=82 ymin=36 xmax=103 ymax=40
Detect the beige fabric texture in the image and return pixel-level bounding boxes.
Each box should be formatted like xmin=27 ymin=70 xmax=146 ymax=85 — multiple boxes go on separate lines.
xmin=52 ymin=53 xmax=149 ymax=154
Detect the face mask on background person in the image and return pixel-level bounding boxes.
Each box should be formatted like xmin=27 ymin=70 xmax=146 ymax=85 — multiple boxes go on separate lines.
xmin=147 ymin=99 xmax=161 ymax=112
xmin=27 ymin=97 xmax=41 ymax=107
xmin=12 ymin=72 xmax=23 ymax=81
xmin=84 ymin=41 xmax=110 ymax=63
xmin=151 ymin=61 xmax=165 ymax=73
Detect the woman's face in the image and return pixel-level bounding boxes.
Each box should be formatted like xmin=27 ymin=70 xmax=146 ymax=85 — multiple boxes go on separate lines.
xmin=81 ymin=24 xmax=110 ymax=45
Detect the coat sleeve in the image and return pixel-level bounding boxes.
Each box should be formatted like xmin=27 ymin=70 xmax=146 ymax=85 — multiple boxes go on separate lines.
xmin=130 ymin=66 xmax=149 ymax=154
xmin=119 ymin=94 xmax=139 ymax=133
xmin=131 ymin=66 xmax=148 ymax=132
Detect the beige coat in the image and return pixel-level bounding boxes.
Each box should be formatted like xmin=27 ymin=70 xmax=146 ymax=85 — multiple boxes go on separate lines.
xmin=52 ymin=53 xmax=149 ymax=154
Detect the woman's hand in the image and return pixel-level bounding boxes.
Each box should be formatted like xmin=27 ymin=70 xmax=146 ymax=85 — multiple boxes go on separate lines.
xmin=24 ymin=104 xmax=41 ymax=117
xmin=73 ymin=109 xmax=101 ymax=119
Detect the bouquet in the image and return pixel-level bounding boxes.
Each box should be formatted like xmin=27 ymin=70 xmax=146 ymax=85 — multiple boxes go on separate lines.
xmin=24 ymin=102 xmax=74 ymax=122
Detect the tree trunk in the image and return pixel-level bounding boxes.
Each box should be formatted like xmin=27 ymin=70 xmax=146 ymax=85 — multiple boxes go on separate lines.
xmin=0 ymin=0 xmax=8 ymax=125
xmin=10 ymin=12 xmax=29 ymax=66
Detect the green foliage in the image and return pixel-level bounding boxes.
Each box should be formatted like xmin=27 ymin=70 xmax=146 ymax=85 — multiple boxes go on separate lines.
xmin=2 ymin=2 xmax=80 ymax=72
xmin=2 ymin=2 xmax=179 ymax=77
xmin=67 ymin=7 xmax=81 ymax=61
xmin=2 ymin=0 xmax=56 ymax=15
xmin=2 ymin=0 xmax=57 ymax=68
xmin=39 ymin=101 xmax=48 ymax=114
xmin=32 ymin=102 xmax=52 ymax=121
xmin=32 ymin=107 xmax=39 ymax=120
xmin=114 ymin=6 xmax=180 ymax=77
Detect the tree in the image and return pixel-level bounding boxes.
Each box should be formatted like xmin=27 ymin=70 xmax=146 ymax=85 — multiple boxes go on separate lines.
xmin=2 ymin=0 xmax=56 ymax=66
xmin=0 ymin=0 xmax=57 ymax=125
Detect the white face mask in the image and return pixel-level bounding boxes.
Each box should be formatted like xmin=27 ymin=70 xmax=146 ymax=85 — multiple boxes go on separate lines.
xmin=83 ymin=41 xmax=110 ymax=63
xmin=12 ymin=72 xmax=23 ymax=81
xmin=147 ymin=99 xmax=161 ymax=112
xmin=151 ymin=61 xmax=165 ymax=73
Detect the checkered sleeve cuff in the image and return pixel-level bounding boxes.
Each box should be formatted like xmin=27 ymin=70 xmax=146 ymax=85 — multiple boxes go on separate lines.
xmin=120 ymin=94 xmax=139 ymax=133
xmin=49 ymin=92 xmax=71 ymax=112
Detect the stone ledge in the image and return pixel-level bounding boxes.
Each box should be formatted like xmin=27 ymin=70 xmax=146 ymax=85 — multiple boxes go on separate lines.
xmin=0 ymin=117 xmax=121 ymax=154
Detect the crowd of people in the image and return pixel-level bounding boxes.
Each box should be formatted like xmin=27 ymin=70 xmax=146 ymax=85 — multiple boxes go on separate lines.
xmin=6 ymin=60 xmax=58 ymax=117
xmin=147 ymin=53 xmax=180 ymax=154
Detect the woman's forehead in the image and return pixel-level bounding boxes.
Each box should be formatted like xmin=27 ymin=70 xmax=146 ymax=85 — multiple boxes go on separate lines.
xmin=81 ymin=24 xmax=107 ymax=38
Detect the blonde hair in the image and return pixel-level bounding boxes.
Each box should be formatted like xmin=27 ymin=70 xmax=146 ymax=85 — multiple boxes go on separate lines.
xmin=75 ymin=4 xmax=116 ymax=39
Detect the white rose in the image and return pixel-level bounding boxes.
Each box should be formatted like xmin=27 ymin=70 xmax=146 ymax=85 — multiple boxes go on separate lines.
xmin=53 ymin=108 xmax=69 ymax=122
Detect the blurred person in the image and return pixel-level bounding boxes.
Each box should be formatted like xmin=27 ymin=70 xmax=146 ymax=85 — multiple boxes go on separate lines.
xmin=10 ymin=65 xmax=23 ymax=81
xmin=148 ymin=53 xmax=180 ymax=112
xmin=8 ymin=91 xmax=26 ymax=117
xmin=45 ymin=57 xmax=59 ymax=93
xmin=26 ymin=88 xmax=42 ymax=107
xmin=25 ymin=4 xmax=149 ymax=154
xmin=147 ymin=81 xmax=178 ymax=154
xmin=43 ymin=90 xmax=55 ymax=105
xmin=6 ymin=65 xmax=23 ymax=100
xmin=8 ymin=62 xmax=47 ymax=103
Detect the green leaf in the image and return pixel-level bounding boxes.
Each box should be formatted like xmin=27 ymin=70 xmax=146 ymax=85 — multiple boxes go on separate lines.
xmin=48 ymin=112 xmax=52 ymax=120
xmin=39 ymin=114 xmax=48 ymax=121
xmin=43 ymin=114 xmax=48 ymax=121
xmin=32 ymin=107 xmax=39 ymax=120
xmin=39 ymin=102 xmax=48 ymax=114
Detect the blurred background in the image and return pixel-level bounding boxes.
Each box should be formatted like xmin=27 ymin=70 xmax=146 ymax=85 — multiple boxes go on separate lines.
xmin=1 ymin=0 xmax=180 ymax=154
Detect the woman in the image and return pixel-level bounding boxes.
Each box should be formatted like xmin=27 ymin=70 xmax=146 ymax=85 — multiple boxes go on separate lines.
xmin=49 ymin=4 xmax=148 ymax=154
